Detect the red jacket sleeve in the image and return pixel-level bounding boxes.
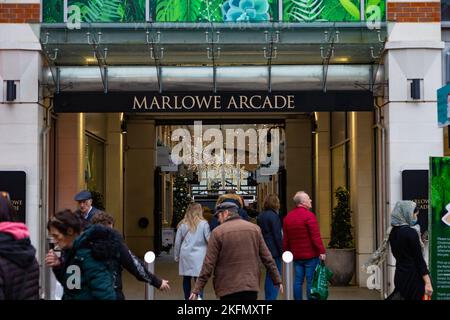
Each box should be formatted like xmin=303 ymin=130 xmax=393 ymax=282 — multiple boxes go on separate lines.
xmin=306 ymin=213 xmax=326 ymax=255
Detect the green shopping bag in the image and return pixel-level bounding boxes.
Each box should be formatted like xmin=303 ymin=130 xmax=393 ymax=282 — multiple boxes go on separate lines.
xmin=310 ymin=261 xmax=333 ymax=300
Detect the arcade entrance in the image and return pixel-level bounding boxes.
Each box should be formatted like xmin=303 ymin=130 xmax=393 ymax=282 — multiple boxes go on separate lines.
xmin=152 ymin=120 xmax=287 ymax=255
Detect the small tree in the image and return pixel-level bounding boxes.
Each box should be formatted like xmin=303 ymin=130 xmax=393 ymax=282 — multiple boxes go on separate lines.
xmin=328 ymin=187 xmax=354 ymax=249
xmin=171 ymin=175 xmax=193 ymax=229
xmin=89 ymin=190 xmax=105 ymax=211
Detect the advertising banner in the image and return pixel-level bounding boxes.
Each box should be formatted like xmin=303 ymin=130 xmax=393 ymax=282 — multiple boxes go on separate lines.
xmin=437 ymin=84 xmax=450 ymax=128
xmin=402 ymin=170 xmax=429 ymax=235
xmin=43 ymin=0 xmax=386 ymax=23
xmin=429 ymin=157 xmax=450 ymax=300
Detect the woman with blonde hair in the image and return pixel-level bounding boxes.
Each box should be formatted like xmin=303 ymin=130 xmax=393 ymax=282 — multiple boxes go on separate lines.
xmin=174 ymin=202 xmax=211 ymax=299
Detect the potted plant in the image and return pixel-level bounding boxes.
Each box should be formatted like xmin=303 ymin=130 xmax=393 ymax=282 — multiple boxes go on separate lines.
xmin=326 ymin=187 xmax=355 ymax=286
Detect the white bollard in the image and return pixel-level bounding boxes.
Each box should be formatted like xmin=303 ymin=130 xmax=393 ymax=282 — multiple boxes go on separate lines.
xmin=282 ymin=251 xmax=294 ymax=300
xmin=144 ymin=251 xmax=156 ymax=300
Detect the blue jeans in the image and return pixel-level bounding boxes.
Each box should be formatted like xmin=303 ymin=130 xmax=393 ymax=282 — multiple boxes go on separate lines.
xmin=183 ymin=276 xmax=203 ymax=300
xmin=294 ymin=257 xmax=320 ymax=300
xmin=265 ymin=257 xmax=282 ymax=300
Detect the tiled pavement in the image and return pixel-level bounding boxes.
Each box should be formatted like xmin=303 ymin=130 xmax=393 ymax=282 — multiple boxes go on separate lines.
xmin=123 ymin=254 xmax=381 ymax=300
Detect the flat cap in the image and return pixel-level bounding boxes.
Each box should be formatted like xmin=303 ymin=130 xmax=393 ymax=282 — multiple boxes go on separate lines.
xmin=214 ymin=202 xmax=239 ymax=216
xmin=74 ymin=190 xmax=92 ymax=201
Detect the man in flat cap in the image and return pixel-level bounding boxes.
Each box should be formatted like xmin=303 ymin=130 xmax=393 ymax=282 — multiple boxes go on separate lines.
xmin=74 ymin=190 xmax=100 ymax=222
xmin=190 ymin=202 xmax=283 ymax=300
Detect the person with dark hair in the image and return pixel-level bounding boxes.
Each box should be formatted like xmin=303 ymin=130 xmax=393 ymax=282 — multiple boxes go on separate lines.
xmin=91 ymin=211 xmax=170 ymax=299
xmin=257 ymin=194 xmax=283 ymax=300
xmin=45 ymin=209 xmax=120 ymax=300
xmin=0 ymin=195 xmax=39 ymax=300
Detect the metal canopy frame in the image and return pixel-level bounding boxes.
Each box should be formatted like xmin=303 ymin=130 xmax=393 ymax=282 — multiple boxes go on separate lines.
xmin=38 ymin=22 xmax=387 ymax=95
xmin=86 ymin=29 xmax=108 ymax=93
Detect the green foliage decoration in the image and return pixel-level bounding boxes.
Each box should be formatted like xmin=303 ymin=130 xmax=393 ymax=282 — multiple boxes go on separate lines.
xmin=43 ymin=0 xmax=64 ymax=22
xmin=286 ymin=0 xmax=324 ymax=22
xmin=328 ymin=187 xmax=354 ymax=249
xmin=156 ymin=0 xmax=204 ymax=22
xmin=431 ymin=157 xmax=450 ymax=223
xmin=171 ymin=175 xmax=193 ymax=229
xmin=89 ymin=189 xmax=105 ymax=211
xmin=69 ymin=0 xmax=146 ymax=22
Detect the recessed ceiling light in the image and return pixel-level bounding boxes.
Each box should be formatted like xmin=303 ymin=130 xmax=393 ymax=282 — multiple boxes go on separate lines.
xmin=334 ymin=57 xmax=350 ymax=63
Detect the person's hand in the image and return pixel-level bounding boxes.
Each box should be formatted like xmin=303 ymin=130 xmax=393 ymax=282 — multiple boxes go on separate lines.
xmin=319 ymin=254 xmax=326 ymax=261
xmin=189 ymin=292 xmax=198 ymax=300
xmin=425 ymin=283 xmax=433 ymax=297
xmin=159 ymin=280 xmax=170 ymax=291
xmin=45 ymin=250 xmax=61 ymax=267
xmin=276 ymin=284 xmax=284 ymax=294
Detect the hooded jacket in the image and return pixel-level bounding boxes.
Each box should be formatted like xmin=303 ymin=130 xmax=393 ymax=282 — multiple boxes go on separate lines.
xmin=52 ymin=224 xmax=121 ymax=300
xmin=0 ymin=222 xmax=39 ymax=300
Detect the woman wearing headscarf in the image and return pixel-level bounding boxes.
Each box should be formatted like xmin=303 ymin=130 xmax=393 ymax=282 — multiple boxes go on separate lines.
xmin=364 ymin=200 xmax=433 ymax=300
xmin=174 ymin=202 xmax=210 ymax=300
xmin=0 ymin=193 xmax=39 ymax=300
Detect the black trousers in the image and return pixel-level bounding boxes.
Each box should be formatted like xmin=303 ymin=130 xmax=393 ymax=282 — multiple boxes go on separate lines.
xmin=220 ymin=291 xmax=258 ymax=300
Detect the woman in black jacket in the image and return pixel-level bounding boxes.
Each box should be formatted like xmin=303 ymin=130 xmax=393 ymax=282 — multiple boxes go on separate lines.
xmin=257 ymin=194 xmax=283 ymax=300
xmin=0 ymin=192 xmax=39 ymax=300
xmin=388 ymin=200 xmax=433 ymax=300
xmin=91 ymin=211 xmax=170 ymax=299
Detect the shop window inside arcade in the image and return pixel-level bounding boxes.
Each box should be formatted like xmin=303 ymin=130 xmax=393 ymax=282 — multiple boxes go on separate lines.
xmin=85 ymin=134 xmax=105 ymax=200
xmin=330 ymin=112 xmax=349 ymax=208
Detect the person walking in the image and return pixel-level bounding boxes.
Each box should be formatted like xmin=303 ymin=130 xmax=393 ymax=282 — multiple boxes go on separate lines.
xmin=74 ymin=190 xmax=100 ymax=223
xmin=0 ymin=194 xmax=39 ymax=300
xmin=283 ymin=191 xmax=326 ymax=300
xmin=189 ymin=202 xmax=283 ymax=300
xmin=257 ymin=194 xmax=283 ymax=300
xmin=209 ymin=191 xmax=249 ymax=231
xmin=174 ymin=202 xmax=210 ymax=300
xmin=365 ymin=200 xmax=433 ymax=300
xmin=45 ymin=209 xmax=120 ymax=300
xmin=91 ymin=211 xmax=170 ymax=299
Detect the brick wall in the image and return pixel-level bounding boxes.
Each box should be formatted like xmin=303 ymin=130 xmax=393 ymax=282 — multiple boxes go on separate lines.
xmin=387 ymin=2 xmax=441 ymax=22
xmin=0 ymin=3 xmax=40 ymax=23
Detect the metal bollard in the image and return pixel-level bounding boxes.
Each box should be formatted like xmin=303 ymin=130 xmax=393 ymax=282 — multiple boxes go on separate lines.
xmin=282 ymin=251 xmax=294 ymax=300
xmin=144 ymin=251 xmax=156 ymax=300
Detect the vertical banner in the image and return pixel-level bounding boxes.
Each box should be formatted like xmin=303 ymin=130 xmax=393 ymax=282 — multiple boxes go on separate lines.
xmin=0 ymin=171 xmax=26 ymax=223
xmin=402 ymin=170 xmax=429 ymax=235
xmin=430 ymin=157 xmax=450 ymax=300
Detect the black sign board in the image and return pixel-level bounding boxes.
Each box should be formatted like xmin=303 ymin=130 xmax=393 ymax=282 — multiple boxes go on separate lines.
xmin=54 ymin=91 xmax=374 ymax=113
xmin=0 ymin=171 xmax=26 ymax=223
xmin=402 ymin=170 xmax=428 ymax=234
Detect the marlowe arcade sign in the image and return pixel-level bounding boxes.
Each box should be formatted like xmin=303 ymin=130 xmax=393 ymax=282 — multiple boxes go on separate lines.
xmin=133 ymin=94 xmax=295 ymax=111
xmin=53 ymin=91 xmax=374 ymax=113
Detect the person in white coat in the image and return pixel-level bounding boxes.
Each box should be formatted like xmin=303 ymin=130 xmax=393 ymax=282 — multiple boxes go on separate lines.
xmin=174 ymin=202 xmax=211 ymax=300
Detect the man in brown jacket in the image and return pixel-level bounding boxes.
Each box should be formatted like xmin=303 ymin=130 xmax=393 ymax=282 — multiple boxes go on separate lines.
xmin=190 ymin=202 xmax=283 ymax=300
